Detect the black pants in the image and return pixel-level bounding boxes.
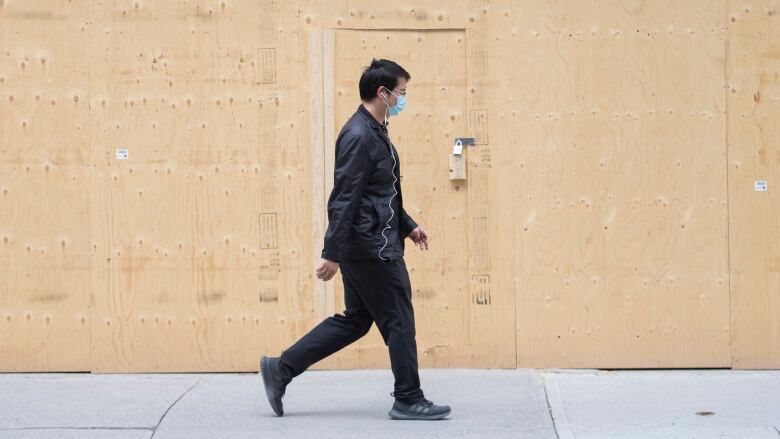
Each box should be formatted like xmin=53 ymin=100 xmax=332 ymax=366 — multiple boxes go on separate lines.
xmin=278 ymin=257 xmax=425 ymax=403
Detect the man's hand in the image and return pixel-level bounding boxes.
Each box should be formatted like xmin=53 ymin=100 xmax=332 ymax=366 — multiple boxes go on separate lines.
xmin=316 ymin=259 xmax=340 ymax=281
xmin=409 ymin=226 xmax=430 ymax=251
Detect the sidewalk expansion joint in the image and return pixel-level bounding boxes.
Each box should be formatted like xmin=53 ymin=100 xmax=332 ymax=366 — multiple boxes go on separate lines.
xmin=0 ymin=426 xmax=153 ymax=431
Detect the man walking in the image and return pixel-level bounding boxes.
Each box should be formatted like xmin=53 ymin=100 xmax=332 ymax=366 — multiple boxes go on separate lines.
xmin=260 ymin=59 xmax=451 ymax=420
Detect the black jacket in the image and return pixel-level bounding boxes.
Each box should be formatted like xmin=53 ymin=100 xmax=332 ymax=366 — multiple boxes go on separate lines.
xmin=321 ymin=105 xmax=418 ymax=262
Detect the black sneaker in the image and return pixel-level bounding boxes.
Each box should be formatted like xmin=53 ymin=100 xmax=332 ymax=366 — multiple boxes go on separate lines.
xmin=260 ymin=356 xmax=287 ymax=416
xmin=388 ymin=398 xmax=451 ymax=420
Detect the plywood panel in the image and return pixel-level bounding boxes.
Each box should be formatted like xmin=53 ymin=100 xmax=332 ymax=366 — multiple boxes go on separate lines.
xmin=309 ymin=29 xmax=327 ymax=323
xmin=87 ymin=0 xmax=315 ymax=372
xmin=0 ymin=0 xmax=91 ymax=371
xmin=506 ymin=0 xmax=731 ymax=367
xmin=464 ymin=12 xmax=517 ymax=369
xmin=727 ymin=0 xmax=780 ymax=369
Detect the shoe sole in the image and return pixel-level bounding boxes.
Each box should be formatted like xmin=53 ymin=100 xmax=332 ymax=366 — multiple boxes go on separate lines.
xmin=388 ymin=408 xmax=451 ymax=420
xmin=260 ymin=356 xmax=283 ymax=417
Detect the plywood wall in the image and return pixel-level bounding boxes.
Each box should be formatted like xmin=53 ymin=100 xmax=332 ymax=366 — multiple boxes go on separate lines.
xmin=0 ymin=0 xmax=777 ymax=372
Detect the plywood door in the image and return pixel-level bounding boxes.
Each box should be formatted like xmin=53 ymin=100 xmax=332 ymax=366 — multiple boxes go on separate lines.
xmin=311 ymin=28 xmax=515 ymax=369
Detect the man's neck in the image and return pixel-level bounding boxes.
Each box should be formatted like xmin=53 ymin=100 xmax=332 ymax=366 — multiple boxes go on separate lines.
xmin=362 ymin=101 xmax=388 ymax=127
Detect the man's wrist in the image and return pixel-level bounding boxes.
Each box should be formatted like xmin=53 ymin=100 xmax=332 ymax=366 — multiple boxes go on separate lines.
xmin=321 ymin=248 xmax=341 ymax=263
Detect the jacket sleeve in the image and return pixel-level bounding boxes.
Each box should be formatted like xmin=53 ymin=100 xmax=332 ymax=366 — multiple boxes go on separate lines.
xmin=321 ymin=133 xmax=372 ymax=262
xmin=401 ymin=208 xmax=419 ymax=239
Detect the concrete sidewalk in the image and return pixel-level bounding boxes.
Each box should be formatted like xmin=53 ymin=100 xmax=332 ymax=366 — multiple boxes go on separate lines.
xmin=1 ymin=368 xmax=779 ymax=439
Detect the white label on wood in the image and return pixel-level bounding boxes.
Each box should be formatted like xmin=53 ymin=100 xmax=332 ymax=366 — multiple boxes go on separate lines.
xmin=755 ymin=180 xmax=768 ymax=192
xmin=116 ymin=149 xmax=128 ymax=160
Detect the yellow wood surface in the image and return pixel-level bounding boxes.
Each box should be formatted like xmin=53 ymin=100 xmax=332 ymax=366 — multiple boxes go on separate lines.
xmin=507 ymin=0 xmax=732 ymax=368
xmin=0 ymin=0 xmax=776 ymax=371
xmin=727 ymin=0 xmax=780 ymax=369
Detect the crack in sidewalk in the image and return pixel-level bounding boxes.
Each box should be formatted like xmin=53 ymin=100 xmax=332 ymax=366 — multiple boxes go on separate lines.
xmin=540 ymin=371 xmax=562 ymax=439
xmin=149 ymin=378 xmax=202 ymax=439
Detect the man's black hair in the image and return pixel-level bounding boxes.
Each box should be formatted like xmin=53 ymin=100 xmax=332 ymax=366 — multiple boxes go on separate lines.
xmin=358 ymin=58 xmax=411 ymax=102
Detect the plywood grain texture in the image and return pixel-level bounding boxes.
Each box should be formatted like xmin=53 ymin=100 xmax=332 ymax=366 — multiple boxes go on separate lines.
xmin=83 ymin=0 xmax=315 ymax=372
xmin=0 ymin=0 xmax=92 ymax=371
xmin=0 ymin=0 xmax=777 ymax=371
xmin=507 ymin=0 xmax=731 ymax=368
xmin=727 ymin=0 xmax=780 ymax=369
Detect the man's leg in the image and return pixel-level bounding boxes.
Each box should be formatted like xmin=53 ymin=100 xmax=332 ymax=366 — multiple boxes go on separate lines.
xmin=341 ymin=258 xmax=424 ymax=403
xmin=276 ymin=267 xmax=373 ymax=383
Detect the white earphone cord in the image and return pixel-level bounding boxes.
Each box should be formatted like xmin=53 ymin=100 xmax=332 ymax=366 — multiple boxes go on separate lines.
xmin=378 ymin=139 xmax=398 ymax=261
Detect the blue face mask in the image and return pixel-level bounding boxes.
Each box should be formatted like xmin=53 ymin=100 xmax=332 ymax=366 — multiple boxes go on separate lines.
xmin=382 ymin=89 xmax=406 ymax=116
xmin=388 ymin=92 xmax=406 ymax=116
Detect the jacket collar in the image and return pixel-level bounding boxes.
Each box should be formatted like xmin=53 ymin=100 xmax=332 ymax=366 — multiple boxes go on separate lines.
xmin=357 ymin=104 xmax=389 ymax=133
